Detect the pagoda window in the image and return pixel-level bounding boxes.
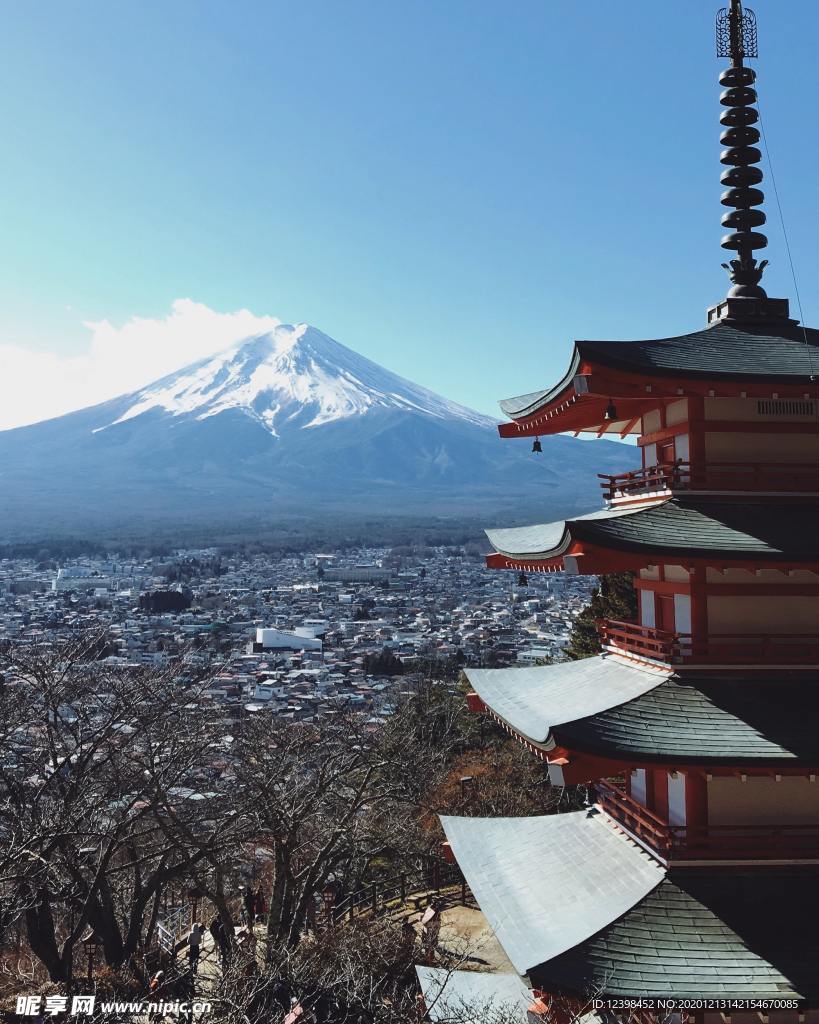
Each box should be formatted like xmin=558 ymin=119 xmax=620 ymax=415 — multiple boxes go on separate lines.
xmin=704 ymin=396 xmax=818 ymax=422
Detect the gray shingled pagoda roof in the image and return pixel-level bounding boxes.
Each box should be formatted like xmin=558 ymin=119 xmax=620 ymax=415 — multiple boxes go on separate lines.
xmin=414 ymin=968 xmax=531 ymax=1023
xmin=532 ymin=870 xmax=819 ymax=998
xmin=499 ymin=321 xmax=819 ymax=419
xmin=464 ymin=657 xmax=666 ymax=746
xmin=486 ymin=507 xmax=638 ymax=560
xmin=578 ymin=321 xmax=819 ymax=378
xmin=467 ymin=657 xmax=819 ymax=764
xmin=554 ymin=674 xmax=819 ymax=764
xmin=440 ymin=810 xmax=665 ymax=975
xmin=487 ymin=498 xmax=819 ymax=562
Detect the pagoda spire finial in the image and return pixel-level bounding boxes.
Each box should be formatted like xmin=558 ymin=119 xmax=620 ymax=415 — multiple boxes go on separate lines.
xmin=716 ymin=1 xmax=768 ymax=302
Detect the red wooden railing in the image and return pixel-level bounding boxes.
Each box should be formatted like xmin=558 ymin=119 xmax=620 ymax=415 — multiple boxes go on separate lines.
xmin=599 ymin=619 xmax=819 ymax=665
xmin=595 ymin=779 xmax=671 ymax=856
xmin=598 ymin=464 xmax=679 ymax=500
xmin=599 ymin=461 xmax=819 ymax=500
xmin=596 ymin=780 xmax=819 ymax=861
xmin=598 ymin=619 xmax=678 ymax=661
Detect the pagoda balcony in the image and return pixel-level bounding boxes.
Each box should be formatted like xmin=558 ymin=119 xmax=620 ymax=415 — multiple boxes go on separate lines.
xmin=596 ymin=780 xmax=819 ymax=863
xmin=599 ymin=618 xmax=819 ymax=667
xmin=599 ymin=461 xmax=819 ymax=502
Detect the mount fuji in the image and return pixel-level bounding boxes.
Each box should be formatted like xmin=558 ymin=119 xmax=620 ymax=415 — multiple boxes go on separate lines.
xmin=97 ymin=323 xmax=493 ymax=437
xmin=0 ymin=324 xmax=630 ymax=538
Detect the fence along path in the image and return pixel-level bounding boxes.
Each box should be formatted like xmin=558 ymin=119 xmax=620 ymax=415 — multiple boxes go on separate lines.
xmin=332 ymin=862 xmax=470 ymax=922
xmin=152 ymin=859 xmax=471 ymax=996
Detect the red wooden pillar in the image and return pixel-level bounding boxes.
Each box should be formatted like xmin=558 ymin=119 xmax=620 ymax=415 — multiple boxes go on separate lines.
xmin=689 ymin=566 xmax=709 ymax=653
xmin=653 ymin=769 xmax=670 ymax=821
xmin=685 ymin=770 xmax=709 ymax=828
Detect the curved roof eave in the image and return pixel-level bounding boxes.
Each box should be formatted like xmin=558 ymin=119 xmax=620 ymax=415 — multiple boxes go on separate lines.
xmin=497 ymin=321 xmax=819 ymax=425
xmin=485 ymin=522 xmax=571 ymax=561
xmin=440 ymin=810 xmax=665 ymax=976
xmin=498 ymin=348 xmax=581 ymax=420
xmin=464 ymin=656 xmax=666 ymax=746
xmin=485 ymin=506 xmax=647 ymax=560
xmin=487 ymin=499 xmax=819 ymax=564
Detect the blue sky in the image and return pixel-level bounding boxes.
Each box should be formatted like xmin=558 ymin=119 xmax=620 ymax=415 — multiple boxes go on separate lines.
xmin=1 ymin=0 xmax=817 ymax=427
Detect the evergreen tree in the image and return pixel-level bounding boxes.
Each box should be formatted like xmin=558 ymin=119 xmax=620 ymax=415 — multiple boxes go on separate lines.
xmin=138 ymin=589 xmax=192 ymax=614
xmin=363 ymin=646 xmax=405 ymax=676
xmin=565 ymin=572 xmax=637 ymax=660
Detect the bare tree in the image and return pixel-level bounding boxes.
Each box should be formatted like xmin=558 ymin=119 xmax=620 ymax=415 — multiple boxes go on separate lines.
xmin=0 ymin=635 xmax=239 ymax=984
xmin=1 ymin=632 xmax=594 ymax=1024
xmin=230 ymin=682 xmax=462 ymax=955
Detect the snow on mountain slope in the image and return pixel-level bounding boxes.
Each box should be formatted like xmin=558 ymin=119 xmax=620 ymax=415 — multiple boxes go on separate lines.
xmin=0 ymin=320 xmax=633 ymax=537
xmin=100 ymin=324 xmax=493 ymax=436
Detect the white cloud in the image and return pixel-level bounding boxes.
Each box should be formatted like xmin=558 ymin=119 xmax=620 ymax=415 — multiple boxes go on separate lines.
xmin=0 ymin=299 xmax=282 ymax=431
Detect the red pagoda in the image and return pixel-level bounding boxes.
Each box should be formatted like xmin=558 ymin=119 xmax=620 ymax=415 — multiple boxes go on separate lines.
xmin=440 ymin=0 xmax=819 ymax=1012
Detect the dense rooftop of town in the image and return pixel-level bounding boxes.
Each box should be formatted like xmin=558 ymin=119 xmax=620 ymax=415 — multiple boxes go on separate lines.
xmin=0 ymin=546 xmax=594 ymax=722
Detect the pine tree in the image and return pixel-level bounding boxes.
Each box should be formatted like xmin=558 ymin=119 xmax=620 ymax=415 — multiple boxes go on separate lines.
xmin=565 ymin=572 xmax=637 ymax=660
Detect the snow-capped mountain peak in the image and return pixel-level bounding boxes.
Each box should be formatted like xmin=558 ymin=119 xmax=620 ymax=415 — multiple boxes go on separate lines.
xmin=100 ymin=324 xmax=494 ymax=436
xmin=0 ymin=318 xmax=633 ymax=537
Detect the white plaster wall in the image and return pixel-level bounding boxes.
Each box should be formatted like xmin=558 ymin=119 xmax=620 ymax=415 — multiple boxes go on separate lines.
xmin=666 ymin=400 xmax=689 ymax=426
xmin=705 ymin=568 xmax=819 ymax=585
xmin=673 ymin=594 xmax=692 ymax=634
xmin=664 ymin=565 xmax=690 ymax=582
xmin=631 ymin=769 xmax=647 ymax=806
xmin=705 ymin=431 xmax=819 ymax=463
xmin=708 ymin=777 xmax=819 ymax=825
xmin=643 ymin=410 xmax=662 ymax=434
xmin=705 ymin=397 xmax=818 ymax=422
xmin=640 ymin=590 xmax=656 ymax=628
xmin=708 ymin=596 xmax=819 ymax=634
xmin=668 ymin=773 xmax=686 ymax=826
